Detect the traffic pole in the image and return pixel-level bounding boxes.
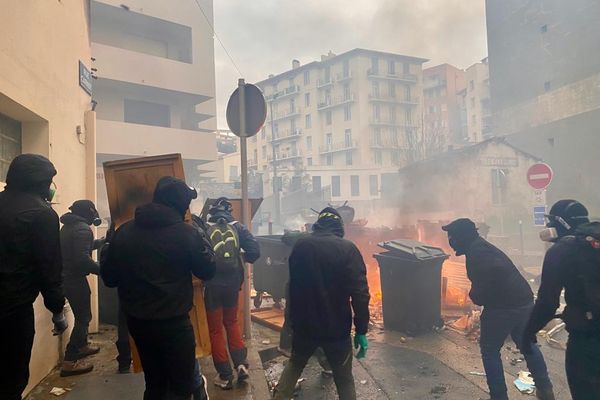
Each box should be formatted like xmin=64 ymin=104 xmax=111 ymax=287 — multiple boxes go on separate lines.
xmin=238 ymin=78 xmax=252 ymax=340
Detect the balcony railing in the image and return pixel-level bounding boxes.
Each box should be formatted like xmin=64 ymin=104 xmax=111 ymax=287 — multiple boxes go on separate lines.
xmin=317 ymin=77 xmax=334 ymax=88
xmin=367 ymin=69 xmax=418 ymax=83
xmin=272 ymin=107 xmax=302 ymax=121
xmin=368 ymin=94 xmax=419 ymax=105
xmin=369 ymin=118 xmax=418 ymax=129
xmin=369 ymin=136 xmax=403 ymax=149
xmin=336 ymin=71 xmax=352 ymax=82
xmin=265 ymin=85 xmax=301 ymax=101
xmin=317 ymin=94 xmax=355 ymax=110
xmin=424 ymin=78 xmax=447 ymax=90
xmin=319 ymin=140 xmax=359 ymax=154
xmin=271 ymin=128 xmax=303 ymax=143
xmin=267 ymin=149 xmax=303 ymax=162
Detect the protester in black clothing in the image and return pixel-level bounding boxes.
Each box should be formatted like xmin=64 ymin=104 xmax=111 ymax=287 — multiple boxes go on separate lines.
xmin=59 ymin=200 xmax=104 ymax=376
xmin=273 ymin=207 xmax=370 ymax=400
xmin=101 ymin=176 xmax=215 ymax=400
xmin=442 ymin=218 xmax=554 ymax=400
xmin=0 ymin=154 xmax=68 ymax=400
xmin=523 ymin=200 xmax=599 ymax=400
xmin=204 ymin=197 xmax=260 ymax=390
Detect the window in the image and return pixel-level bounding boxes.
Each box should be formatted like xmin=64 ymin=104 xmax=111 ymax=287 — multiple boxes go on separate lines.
xmin=343 ymin=83 xmax=351 ymax=100
xmin=405 ymin=110 xmax=412 ymax=125
xmin=305 ymin=93 xmax=310 ymax=107
xmin=307 ymin=157 xmax=313 ymax=166
xmin=290 ymin=98 xmax=296 ymax=112
xmin=326 ymin=154 xmax=333 ymax=166
xmin=472 ymin=114 xmax=477 ymax=125
xmin=344 ymin=104 xmax=352 ymax=121
xmin=403 ymin=62 xmax=410 ymax=74
xmin=544 ymin=81 xmax=551 ymax=91
xmin=304 ymin=70 xmax=310 ymax=85
xmin=253 ymin=149 xmax=258 ymax=163
xmin=312 ymin=176 xmax=321 ymax=192
xmin=273 ymin=122 xmax=279 ymax=135
xmin=371 ymin=57 xmax=379 ymax=73
xmin=388 ymin=60 xmax=396 ymax=75
xmin=373 ymin=104 xmax=380 ymax=121
xmin=346 ymin=151 xmax=353 ymax=165
xmin=469 ymin=80 xmax=475 ymax=91
xmin=262 ymin=145 xmax=267 ymax=159
xmin=391 ymin=150 xmax=400 ymax=165
xmin=374 ymin=127 xmax=382 ymax=145
xmin=391 ymin=128 xmax=399 ymax=146
xmin=374 ymin=149 xmax=382 ymax=165
xmin=389 ymin=105 xmax=396 ymax=122
xmin=325 ymin=133 xmax=333 ymax=150
xmin=491 ymin=169 xmax=508 ymax=205
xmin=0 ymin=113 xmax=22 ymax=181
xmin=405 ymin=85 xmax=411 ymax=101
xmin=124 ymin=99 xmax=170 ymax=128
xmin=372 ymin=81 xmax=380 ymax=98
xmin=343 ymin=59 xmax=350 ymax=77
xmin=290 ymin=118 xmax=296 ymax=132
xmin=261 ymin=127 xmax=266 ymax=139
xmin=351 ymin=175 xmax=360 ymax=196
xmin=389 ymin=82 xmax=396 ymax=98
xmin=541 ymin=24 xmax=548 ymax=33
xmin=369 ymin=175 xmax=378 ymax=196
xmin=305 ymin=114 xmax=312 ymax=128
xmin=324 ymin=66 xmax=331 ymax=82
xmin=326 ymin=111 xmax=332 ymax=125
xmin=331 ymin=176 xmax=341 ymax=197
xmin=229 ymin=166 xmax=239 ymax=180
xmin=344 ymin=129 xmax=352 ymax=147
xmin=306 ymin=135 xmax=312 ymax=149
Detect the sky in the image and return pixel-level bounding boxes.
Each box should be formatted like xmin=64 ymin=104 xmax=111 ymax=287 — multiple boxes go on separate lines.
xmin=212 ymin=0 xmax=488 ymax=129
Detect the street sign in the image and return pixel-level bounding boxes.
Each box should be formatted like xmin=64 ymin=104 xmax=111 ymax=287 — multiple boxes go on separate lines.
xmin=534 ymin=206 xmax=547 ymax=226
xmin=79 ymin=61 xmax=92 ymax=95
xmin=226 ymin=83 xmax=267 ymax=138
xmin=527 ymin=163 xmax=553 ymax=190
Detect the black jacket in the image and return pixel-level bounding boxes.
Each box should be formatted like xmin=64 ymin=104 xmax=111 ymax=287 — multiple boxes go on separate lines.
xmin=527 ymin=223 xmax=600 ymax=335
xmin=60 ymin=213 xmax=102 ymax=281
xmin=288 ymin=230 xmax=370 ymax=341
xmin=0 ymin=189 xmax=64 ymax=318
xmin=465 ymin=237 xmax=533 ymax=309
xmin=100 ymin=203 xmax=216 ymax=320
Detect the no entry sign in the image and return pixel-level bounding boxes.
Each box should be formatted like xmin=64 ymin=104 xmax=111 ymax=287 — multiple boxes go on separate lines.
xmin=527 ymin=163 xmax=553 ymax=190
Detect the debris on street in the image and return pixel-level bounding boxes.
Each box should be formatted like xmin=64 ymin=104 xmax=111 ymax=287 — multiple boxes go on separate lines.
xmin=513 ymin=371 xmax=536 ymax=394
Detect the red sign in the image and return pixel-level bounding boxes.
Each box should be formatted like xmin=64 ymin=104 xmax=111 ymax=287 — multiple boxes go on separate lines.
xmin=527 ymin=163 xmax=553 ymax=190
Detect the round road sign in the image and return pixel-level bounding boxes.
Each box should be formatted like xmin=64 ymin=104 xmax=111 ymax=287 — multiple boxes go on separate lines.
xmin=527 ymin=163 xmax=553 ymax=190
xmin=226 ymin=83 xmax=267 ymax=138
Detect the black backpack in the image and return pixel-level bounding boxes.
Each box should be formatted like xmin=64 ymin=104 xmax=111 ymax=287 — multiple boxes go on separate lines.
xmin=207 ymin=221 xmax=242 ymax=274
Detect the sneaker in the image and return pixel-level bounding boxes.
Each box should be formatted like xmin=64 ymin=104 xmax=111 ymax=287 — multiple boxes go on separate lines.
xmin=60 ymin=360 xmax=94 ymax=377
xmin=237 ymin=364 xmax=250 ymax=382
xmin=321 ymin=369 xmax=333 ymax=378
xmin=213 ymin=375 xmax=234 ymax=390
xmin=193 ymin=374 xmax=210 ymax=400
xmin=76 ymin=345 xmax=100 ymax=359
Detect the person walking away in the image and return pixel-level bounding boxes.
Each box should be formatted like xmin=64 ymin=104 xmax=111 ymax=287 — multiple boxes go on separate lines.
xmin=101 ymin=177 xmax=215 ymax=400
xmin=59 ymin=200 xmax=104 ymax=376
xmin=0 ymin=154 xmax=68 ymax=400
xmin=273 ymin=207 xmax=370 ymax=400
xmin=522 ymin=200 xmax=599 ymax=400
xmin=204 ymin=197 xmax=260 ymax=390
xmin=442 ymin=218 xmax=555 ymax=400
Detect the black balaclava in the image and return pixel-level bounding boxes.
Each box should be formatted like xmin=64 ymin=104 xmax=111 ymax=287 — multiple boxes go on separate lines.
xmin=442 ymin=218 xmax=479 ymax=256
xmin=208 ymin=197 xmax=234 ymax=223
xmin=546 ymin=199 xmax=589 ymax=239
xmin=152 ymin=176 xmax=197 ymax=217
xmin=70 ymin=200 xmax=101 ymax=226
xmin=312 ymin=207 xmax=345 ymax=238
xmin=5 ymin=154 xmax=57 ymax=200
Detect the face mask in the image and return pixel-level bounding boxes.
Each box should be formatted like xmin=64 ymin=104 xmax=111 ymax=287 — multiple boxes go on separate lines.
xmin=47 ymin=182 xmax=57 ymax=202
xmin=92 ymin=218 xmax=102 ymax=227
xmin=539 ymin=227 xmax=559 ymax=242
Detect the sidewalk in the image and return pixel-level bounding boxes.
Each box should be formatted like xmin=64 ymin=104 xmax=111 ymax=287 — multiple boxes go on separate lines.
xmin=25 ymin=324 xmax=270 ymax=400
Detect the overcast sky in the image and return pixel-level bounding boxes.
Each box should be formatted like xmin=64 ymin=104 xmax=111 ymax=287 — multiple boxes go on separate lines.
xmin=212 ymin=0 xmax=488 ymax=129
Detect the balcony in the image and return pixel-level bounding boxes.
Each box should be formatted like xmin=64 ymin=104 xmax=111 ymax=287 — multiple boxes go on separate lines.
xmin=424 ymin=77 xmax=447 ymax=90
xmin=368 ymin=94 xmax=420 ymax=105
xmin=317 ymin=94 xmax=355 ymax=110
xmin=271 ymin=129 xmax=303 ymax=143
xmin=369 ymin=117 xmax=418 ymax=129
xmin=92 ymin=42 xmax=212 ymax=97
xmin=317 ymin=77 xmax=334 ymax=88
xmin=370 ymin=136 xmax=404 ymax=149
xmin=265 ymin=85 xmax=301 ymax=101
xmin=96 ymin=119 xmax=216 ymax=162
xmin=336 ymin=71 xmax=353 ymax=82
xmin=319 ymin=140 xmax=359 ymax=154
xmin=272 ymin=107 xmax=302 ymax=121
xmin=367 ymin=69 xmax=418 ymax=83
xmin=268 ymin=149 xmax=303 ymax=163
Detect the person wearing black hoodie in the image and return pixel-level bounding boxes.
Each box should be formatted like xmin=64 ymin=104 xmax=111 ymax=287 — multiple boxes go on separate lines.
xmin=442 ymin=218 xmax=554 ymax=400
xmin=101 ymin=177 xmax=216 ymax=400
xmin=0 ymin=154 xmax=67 ymax=400
xmin=522 ymin=200 xmax=599 ymax=400
xmin=59 ymin=200 xmax=104 ymax=376
xmin=273 ymin=207 xmax=370 ymax=400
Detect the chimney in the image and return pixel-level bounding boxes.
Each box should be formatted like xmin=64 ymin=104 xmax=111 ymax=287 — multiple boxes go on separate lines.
xmin=292 ymin=59 xmax=300 ymax=69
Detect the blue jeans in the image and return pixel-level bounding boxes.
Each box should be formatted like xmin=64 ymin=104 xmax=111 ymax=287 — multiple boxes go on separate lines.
xmin=480 ymin=303 xmax=552 ymax=399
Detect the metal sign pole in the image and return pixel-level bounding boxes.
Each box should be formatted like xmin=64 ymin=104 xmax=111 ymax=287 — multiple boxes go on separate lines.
xmin=238 ymin=78 xmax=252 ymax=340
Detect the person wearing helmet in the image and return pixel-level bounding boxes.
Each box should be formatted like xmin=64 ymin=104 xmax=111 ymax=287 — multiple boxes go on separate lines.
xmin=0 ymin=154 xmax=68 ymax=400
xmin=59 ymin=200 xmax=104 ymax=377
xmin=523 ymin=200 xmax=599 ymax=400
xmin=204 ymin=197 xmax=260 ymax=390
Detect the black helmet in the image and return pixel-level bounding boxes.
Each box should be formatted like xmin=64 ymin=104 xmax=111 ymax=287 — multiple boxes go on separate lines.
xmin=546 ymin=200 xmax=589 ymax=237
xmin=211 ymin=197 xmax=233 ymax=213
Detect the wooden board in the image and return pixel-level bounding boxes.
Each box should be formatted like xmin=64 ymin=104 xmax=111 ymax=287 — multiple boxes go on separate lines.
xmin=103 ymin=154 xmax=211 ymax=373
xmin=251 ymin=307 xmax=285 ymax=332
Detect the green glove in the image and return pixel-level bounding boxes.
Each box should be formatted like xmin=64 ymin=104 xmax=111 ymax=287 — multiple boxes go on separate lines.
xmin=354 ymin=334 xmax=368 ymax=359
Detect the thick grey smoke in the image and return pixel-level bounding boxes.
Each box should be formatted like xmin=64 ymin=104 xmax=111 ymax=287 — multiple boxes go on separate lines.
xmin=214 ymin=0 xmax=487 ymax=127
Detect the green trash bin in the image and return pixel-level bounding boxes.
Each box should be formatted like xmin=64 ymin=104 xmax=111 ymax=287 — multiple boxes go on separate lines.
xmin=374 ymin=239 xmax=449 ymax=335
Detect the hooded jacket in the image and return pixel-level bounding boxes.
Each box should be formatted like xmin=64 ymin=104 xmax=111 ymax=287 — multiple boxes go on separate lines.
xmin=464 ymin=237 xmax=533 ymax=309
xmin=288 ymin=211 xmax=370 ymax=341
xmin=0 ymin=154 xmax=63 ymax=318
xmin=100 ymin=203 xmax=216 ymax=320
xmin=60 ymin=213 xmax=102 ymax=281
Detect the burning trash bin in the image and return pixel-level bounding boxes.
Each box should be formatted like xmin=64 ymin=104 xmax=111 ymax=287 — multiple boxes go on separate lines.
xmin=375 ymin=239 xmax=449 ymax=335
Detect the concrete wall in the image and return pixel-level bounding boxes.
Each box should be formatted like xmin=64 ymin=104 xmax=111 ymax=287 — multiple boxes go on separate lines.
xmin=0 ymin=0 xmax=95 ymax=394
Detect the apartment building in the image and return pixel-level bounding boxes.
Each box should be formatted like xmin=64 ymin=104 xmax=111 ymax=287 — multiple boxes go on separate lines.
xmin=462 ymin=58 xmax=491 ymax=143
xmin=90 ymin=0 xmax=217 ymax=216
xmin=1 ymin=1 xmax=96 ymax=393
xmin=248 ymin=49 xmax=427 ymax=220
xmin=422 ymin=64 xmax=467 ymax=150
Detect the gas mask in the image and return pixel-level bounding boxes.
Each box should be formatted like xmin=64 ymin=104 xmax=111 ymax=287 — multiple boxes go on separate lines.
xmin=540 ymin=214 xmax=571 ymax=242
xmin=47 ymin=182 xmax=57 ymax=203
xmin=92 ymin=217 xmax=102 ymax=227
xmin=539 ymin=227 xmax=559 ymax=242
